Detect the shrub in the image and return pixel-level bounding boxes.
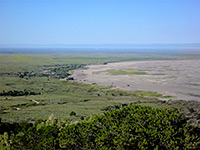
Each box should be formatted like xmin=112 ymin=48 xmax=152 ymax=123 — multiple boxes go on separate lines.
xmin=188 ymin=107 xmax=195 ymax=113
xmin=69 ymin=111 xmax=76 ymax=116
xmin=59 ymin=105 xmax=200 ymax=149
xmin=0 ymin=90 xmax=40 ymax=96
xmin=1 ymin=105 xmax=200 ymax=149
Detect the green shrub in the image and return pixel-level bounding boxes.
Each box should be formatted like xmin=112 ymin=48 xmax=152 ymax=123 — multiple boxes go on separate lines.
xmin=59 ymin=105 xmax=200 ymax=149
xmin=0 ymin=121 xmax=33 ymax=135
xmin=188 ymin=107 xmax=195 ymax=113
xmin=11 ymin=125 xmax=59 ymax=150
xmin=69 ymin=111 xmax=76 ymax=116
xmin=0 ymin=90 xmax=40 ymax=96
xmin=1 ymin=105 xmax=200 ymax=149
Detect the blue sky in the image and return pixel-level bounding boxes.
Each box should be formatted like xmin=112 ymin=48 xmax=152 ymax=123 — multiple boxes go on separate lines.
xmin=0 ymin=0 xmax=200 ymax=45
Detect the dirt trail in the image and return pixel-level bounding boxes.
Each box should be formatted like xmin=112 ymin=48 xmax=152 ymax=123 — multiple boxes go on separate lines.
xmin=72 ymin=60 xmax=200 ymax=101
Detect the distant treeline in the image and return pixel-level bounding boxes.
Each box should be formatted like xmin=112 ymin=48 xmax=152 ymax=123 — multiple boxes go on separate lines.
xmin=16 ymin=64 xmax=85 ymax=79
xmin=0 ymin=64 xmax=85 ymax=79
xmin=0 ymin=90 xmax=41 ymax=96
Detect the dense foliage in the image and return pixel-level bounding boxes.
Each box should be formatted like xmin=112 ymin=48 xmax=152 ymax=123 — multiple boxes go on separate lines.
xmin=0 ymin=90 xmax=41 ymax=96
xmin=0 ymin=105 xmax=200 ymax=149
xmin=17 ymin=64 xmax=86 ymax=79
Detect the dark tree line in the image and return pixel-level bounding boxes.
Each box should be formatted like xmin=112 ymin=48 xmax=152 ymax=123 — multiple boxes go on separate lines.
xmin=0 ymin=90 xmax=41 ymax=96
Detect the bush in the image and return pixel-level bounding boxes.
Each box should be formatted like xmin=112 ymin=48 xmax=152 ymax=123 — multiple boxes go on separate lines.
xmin=0 ymin=90 xmax=40 ymax=96
xmin=1 ymin=105 xmax=200 ymax=149
xmin=11 ymin=125 xmax=59 ymax=150
xmin=59 ymin=105 xmax=200 ymax=149
xmin=0 ymin=121 xmax=33 ymax=135
xmin=69 ymin=111 xmax=76 ymax=116
xmin=188 ymin=107 xmax=195 ymax=113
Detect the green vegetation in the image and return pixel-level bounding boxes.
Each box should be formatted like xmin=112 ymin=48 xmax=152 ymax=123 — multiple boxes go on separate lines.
xmin=106 ymin=69 xmax=148 ymax=75
xmin=0 ymin=90 xmax=41 ymax=96
xmin=17 ymin=64 xmax=85 ymax=79
xmin=1 ymin=75 xmax=199 ymax=124
xmin=0 ymin=53 xmax=200 ymax=124
xmin=133 ymin=90 xmax=173 ymax=98
xmin=94 ymin=69 xmax=148 ymax=75
xmin=0 ymin=52 xmax=191 ymax=75
xmin=0 ymin=76 xmax=162 ymax=121
xmin=1 ymin=105 xmax=200 ymax=149
xmin=69 ymin=111 xmax=76 ymax=116
xmin=0 ymin=52 xmax=200 ymax=149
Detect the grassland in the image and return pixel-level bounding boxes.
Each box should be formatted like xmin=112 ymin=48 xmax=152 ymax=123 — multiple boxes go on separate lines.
xmin=0 ymin=52 xmax=200 ymax=125
xmin=93 ymin=69 xmax=148 ymax=75
xmin=0 ymin=76 xmax=170 ymax=121
xmin=0 ymin=52 xmax=193 ymax=74
xmin=107 ymin=69 xmax=148 ymax=75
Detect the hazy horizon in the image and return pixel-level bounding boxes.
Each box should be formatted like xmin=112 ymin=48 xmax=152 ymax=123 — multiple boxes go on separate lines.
xmin=1 ymin=43 xmax=200 ymax=55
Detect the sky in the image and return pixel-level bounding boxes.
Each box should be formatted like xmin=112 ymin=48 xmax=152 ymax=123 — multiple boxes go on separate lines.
xmin=0 ymin=0 xmax=200 ymax=45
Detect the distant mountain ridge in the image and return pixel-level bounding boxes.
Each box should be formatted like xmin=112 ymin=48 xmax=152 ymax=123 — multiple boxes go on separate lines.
xmin=0 ymin=43 xmax=200 ymax=54
xmin=1 ymin=43 xmax=200 ymax=49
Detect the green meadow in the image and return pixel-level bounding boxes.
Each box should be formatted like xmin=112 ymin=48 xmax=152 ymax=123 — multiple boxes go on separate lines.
xmin=0 ymin=53 xmax=200 ymax=125
xmin=106 ymin=69 xmax=148 ymax=75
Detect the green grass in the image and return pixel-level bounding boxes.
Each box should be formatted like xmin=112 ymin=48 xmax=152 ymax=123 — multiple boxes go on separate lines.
xmin=0 ymin=52 xmax=190 ymax=74
xmin=106 ymin=69 xmax=148 ymax=75
xmin=0 ymin=76 xmax=160 ymax=120
xmin=1 ymin=76 xmax=199 ymax=125
xmin=132 ymin=90 xmax=173 ymax=98
xmin=0 ymin=52 xmax=200 ymax=125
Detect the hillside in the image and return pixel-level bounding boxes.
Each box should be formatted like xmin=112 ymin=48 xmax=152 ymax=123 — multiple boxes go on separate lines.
xmin=1 ymin=105 xmax=200 ymax=149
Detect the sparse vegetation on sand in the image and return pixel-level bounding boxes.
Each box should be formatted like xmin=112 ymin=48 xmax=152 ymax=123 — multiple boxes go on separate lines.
xmin=94 ymin=69 xmax=148 ymax=75
xmin=107 ymin=69 xmax=148 ymax=75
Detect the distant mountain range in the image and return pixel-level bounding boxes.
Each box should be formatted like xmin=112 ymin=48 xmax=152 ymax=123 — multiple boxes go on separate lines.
xmin=1 ymin=43 xmax=200 ymax=48
xmin=0 ymin=43 xmax=200 ymax=54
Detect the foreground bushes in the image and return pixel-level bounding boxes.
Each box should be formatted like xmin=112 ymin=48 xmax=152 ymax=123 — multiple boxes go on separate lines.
xmin=1 ymin=105 xmax=200 ymax=149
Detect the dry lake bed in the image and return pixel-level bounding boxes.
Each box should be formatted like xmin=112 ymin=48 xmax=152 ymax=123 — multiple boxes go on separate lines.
xmin=72 ymin=60 xmax=200 ymax=101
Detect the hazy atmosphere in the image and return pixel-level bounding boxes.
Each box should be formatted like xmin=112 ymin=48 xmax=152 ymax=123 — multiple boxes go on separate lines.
xmin=0 ymin=1 xmax=200 ymax=149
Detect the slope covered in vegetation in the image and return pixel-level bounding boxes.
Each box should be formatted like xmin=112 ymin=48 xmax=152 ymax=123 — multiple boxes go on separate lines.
xmin=1 ymin=105 xmax=199 ymax=149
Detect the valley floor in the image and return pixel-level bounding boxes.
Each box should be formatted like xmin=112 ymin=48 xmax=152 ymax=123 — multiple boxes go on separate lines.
xmin=72 ymin=59 xmax=200 ymax=101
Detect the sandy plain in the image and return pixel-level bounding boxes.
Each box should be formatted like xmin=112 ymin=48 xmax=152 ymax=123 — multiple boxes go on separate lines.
xmin=72 ymin=60 xmax=200 ymax=101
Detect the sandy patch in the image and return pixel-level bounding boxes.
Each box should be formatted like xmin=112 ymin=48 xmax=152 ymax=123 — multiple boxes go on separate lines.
xmin=72 ymin=60 xmax=200 ymax=101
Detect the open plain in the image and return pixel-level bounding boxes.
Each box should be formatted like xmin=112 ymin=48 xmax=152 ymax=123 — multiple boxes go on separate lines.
xmin=73 ymin=59 xmax=200 ymax=101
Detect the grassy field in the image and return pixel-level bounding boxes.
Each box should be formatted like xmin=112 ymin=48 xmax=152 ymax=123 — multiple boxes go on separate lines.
xmin=0 ymin=52 xmax=194 ymax=74
xmin=93 ymin=69 xmax=148 ymax=75
xmin=0 ymin=74 xmax=170 ymax=120
xmin=0 ymin=52 xmax=200 ymax=125
xmin=107 ymin=69 xmax=148 ymax=75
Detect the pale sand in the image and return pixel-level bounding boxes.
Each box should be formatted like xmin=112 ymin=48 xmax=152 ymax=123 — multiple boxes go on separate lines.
xmin=72 ymin=60 xmax=200 ymax=101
